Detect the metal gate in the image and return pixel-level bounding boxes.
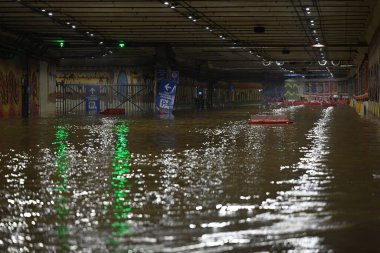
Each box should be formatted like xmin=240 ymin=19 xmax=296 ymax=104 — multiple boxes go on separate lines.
xmin=56 ymin=83 xmax=154 ymax=115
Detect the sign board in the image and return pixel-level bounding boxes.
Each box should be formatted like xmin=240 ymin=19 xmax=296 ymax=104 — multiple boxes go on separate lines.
xmin=155 ymin=79 xmax=177 ymax=114
xmin=85 ymin=85 xmax=100 ymax=114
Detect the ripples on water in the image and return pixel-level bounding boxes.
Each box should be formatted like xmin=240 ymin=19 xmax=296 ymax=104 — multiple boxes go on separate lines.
xmin=1 ymin=106 xmax=380 ymax=252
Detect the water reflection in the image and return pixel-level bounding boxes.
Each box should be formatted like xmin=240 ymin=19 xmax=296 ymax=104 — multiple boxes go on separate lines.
xmin=52 ymin=124 xmax=72 ymax=251
xmin=107 ymin=120 xmax=133 ymax=250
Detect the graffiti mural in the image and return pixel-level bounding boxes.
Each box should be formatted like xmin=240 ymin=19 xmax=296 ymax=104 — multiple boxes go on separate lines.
xmin=0 ymin=61 xmax=22 ymax=117
xmin=30 ymin=69 xmax=39 ymax=116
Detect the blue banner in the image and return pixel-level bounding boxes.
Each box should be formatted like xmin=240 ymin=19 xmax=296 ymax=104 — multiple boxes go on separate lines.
xmin=85 ymin=85 xmax=100 ymax=114
xmin=156 ymin=79 xmax=177 ymax=114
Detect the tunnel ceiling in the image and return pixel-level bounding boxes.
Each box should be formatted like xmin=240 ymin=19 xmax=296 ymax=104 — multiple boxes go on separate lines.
xmin=0 ymin=0 xmax=377 ymax=79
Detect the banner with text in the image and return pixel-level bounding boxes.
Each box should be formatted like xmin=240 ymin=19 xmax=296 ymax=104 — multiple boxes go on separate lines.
xmin=156 ymin=79 xmax=177 ymax=114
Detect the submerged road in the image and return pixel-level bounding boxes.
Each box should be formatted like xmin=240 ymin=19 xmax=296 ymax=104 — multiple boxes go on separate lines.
xmin=1 ymin=105 xmax=380 ymax=252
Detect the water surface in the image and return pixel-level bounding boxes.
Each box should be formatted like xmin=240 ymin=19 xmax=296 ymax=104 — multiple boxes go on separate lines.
xmin=1 ymin=105 xmax=380 ymax=252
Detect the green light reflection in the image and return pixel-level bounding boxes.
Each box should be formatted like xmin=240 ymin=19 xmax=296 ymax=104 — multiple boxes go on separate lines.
xmin=110 ymin=120 xmax=133 ymax=237
xmin=52 ymin=125 xmax=72 ymax=251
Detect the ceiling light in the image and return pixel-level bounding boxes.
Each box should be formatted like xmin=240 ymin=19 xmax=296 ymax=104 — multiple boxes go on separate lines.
xmin=118 ymin=40 xmax=126 ymax=48
xmin=99 ymin=41 xmax=103 ymax=45
xmin=90 ymin=33 xmax=94 ymax=37
xmin=310 ymin=20 xmax=314 ymax=23
xmin=276 ymin=61 xmax=285 ymax=66
xmin=262 ymin=61 xmax=272 ymax=66
xmin=41 ymin=9 xmax=46 ymax=12
xmin=188 ymin=15 xmax=192 ymax=19
xmin=171 ymin=5 xmax=175 ymax=9
xmin=331 ymin=60 xmax=341 ymax=66
xmin=312 ymin=43 xmax=325 ymax=48
xmin=307 ymin=11 xmax=311 ymax=15
xmin=48 ymin=12 xmax=53 ymax=16
xmin=306 ymin=7 xmax=310 ymax=11
xmin=72 ymin=25 xmax=76 ymax=29
xmin=205 ymin=26 xmax=209 ymax=30
xmin=164 ymin=1 xmax=169 ymax=5
xmin=66 ymin=22 xmax=70 ymax=25
xmin=313 ymin=30 xmax=317 ymax=33
xmin=319 ymin=60 xmax=327 ymax=66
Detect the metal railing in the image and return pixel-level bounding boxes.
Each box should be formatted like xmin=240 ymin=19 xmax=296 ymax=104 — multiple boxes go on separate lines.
xmin=56 ymin=83 xmax=154 ymax=115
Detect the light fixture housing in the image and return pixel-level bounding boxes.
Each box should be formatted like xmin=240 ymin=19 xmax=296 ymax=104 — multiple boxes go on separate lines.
xmin=312 ymin=43 xmax=325 ymax=48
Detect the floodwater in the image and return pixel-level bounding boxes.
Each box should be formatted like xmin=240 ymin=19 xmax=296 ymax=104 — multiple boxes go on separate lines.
xmin=1 ymin=105 xmax=380 ymax=253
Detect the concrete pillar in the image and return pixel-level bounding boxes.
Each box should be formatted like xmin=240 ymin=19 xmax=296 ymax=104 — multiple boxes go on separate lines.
xmin=39 ymin=61 xmax=56 ymax=117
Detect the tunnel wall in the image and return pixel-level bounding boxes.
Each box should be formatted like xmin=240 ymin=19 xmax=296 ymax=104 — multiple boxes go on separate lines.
xmin=0 ymin=56 xmax=46 ymax=117
xmin=368 ymin=24 xmax=380 ymax=117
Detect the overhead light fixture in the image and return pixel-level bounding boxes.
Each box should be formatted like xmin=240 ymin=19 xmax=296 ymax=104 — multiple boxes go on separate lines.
xmin=313 ymin=30 xmax=317 ymax=33
xmin=331 ymin=60 xmax=341 ymax=66
xmin=66 ymin=21 xmax=70 ymax=25
xmin=312 ymin=43 xmax=325 ymax=48
xmin=99 ymin=41 xmax=104 ymax=45
xmin=318 ymin=60 xmax=327 ymax=66
xmin=72 ymin=25 xmax=76 ymax=29
xmin=164 ymin=1 xmax=169 ymax=5
xmin=262 ymin=61 xmax=272 ymax=66
xmin=188 ymin=15 xmax=193 ymax=19
xmin=276 ymin=61 xmax=285 ymax=66
xmin=306 ymin=7 xmax=310 ymax=11
xmin=41 ymin=9 xmax=46 ymax=12
xmin=118 ymin=40 xmax=126 ymax=48
xmin=48 ymin=12 xmax=53 ymax=16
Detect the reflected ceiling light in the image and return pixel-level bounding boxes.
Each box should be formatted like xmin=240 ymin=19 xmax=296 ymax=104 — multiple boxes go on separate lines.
xmin=307 ymin=11 xmax=311 ymax=15
xmin=99 ymin=41 xmax=103 ymax=45
xmin=312 ymin=43 xmax=325 ymax=48
xmin=66 ymin=21 xmax=70 ymax=25
xmin=331 ymin=60 xmax=341 ymax=66
xmin=318 ymin=60 xmax=327 ymax=66
xmin=276 ymin=61 xmax=285 ymax=66
xmin=313 ymin=30 xmax=317 ymax=33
